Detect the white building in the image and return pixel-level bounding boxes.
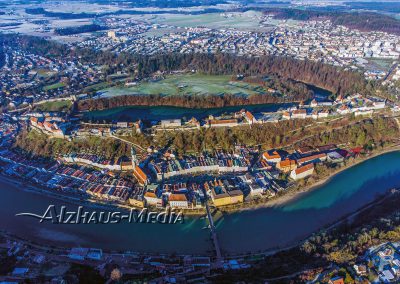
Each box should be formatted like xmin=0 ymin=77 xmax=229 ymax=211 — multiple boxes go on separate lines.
xmin=249 ymin=183 xmax=264 ymax=196
xmin=290 ymin=163 xmax=314 ymax=180
xmin=161 ymin=119 xmax=182 ymax=128
xmin=291 ymin=109 xmax=307 ymax=119
xmin=144 ymin=191 xmax=162 ymax=206
xmin=168 ymin=193 xmax=189 ymax=208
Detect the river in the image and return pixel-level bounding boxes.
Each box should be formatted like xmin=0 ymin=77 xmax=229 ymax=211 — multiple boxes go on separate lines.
xmin=2 ymin=151 xmax=400 ymax=255
xmin=82 ymin=86 xmax=332 ymax=122
xmin=83 ymin=103 xmax=295 ymax=122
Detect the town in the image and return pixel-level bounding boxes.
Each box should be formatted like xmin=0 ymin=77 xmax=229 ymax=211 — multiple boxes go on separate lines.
xmin=0 ymin=91 xmax=393 ymax=213
xmin=2 ymin=0 xmax=400 ymax=282
xmin=2 ymin=8 xmax=400 ymax=111
xmin=81 ymin=16 xmax=400 ymax=80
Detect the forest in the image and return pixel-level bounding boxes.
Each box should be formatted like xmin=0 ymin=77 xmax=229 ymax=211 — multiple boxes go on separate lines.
xmin=76 ymin=91 xmax=311 ymax=111
xmin=345 ymin=1 xmax=400 ymax=13
xmin=55 ymin=24 xmax=107 ymax=36
xmin=14 ymin=130 xmax=130 ymax=160
xmin=24 ymin=6 xmax=225 ymax=19
xmin=164 ymin=116 xmax=398 ymax=154
xmin=0 ymin=47 xmax=5 ymax=69
xmin=264 ymin=8 xmax=400 ymax=35
xmin=14 ymin=116 xmax=398 ymax=159
xmin=25 ymin=8 xmax=97 ymax=19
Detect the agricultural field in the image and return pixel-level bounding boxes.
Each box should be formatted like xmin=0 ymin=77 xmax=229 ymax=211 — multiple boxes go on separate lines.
xmin=96 ymin=74 xmax=268 ymax=98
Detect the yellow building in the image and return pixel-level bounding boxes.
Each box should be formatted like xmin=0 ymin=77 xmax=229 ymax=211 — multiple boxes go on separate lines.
xmin=210 ymin=187 xmax=243 ymax=207
xmin=212 ymin=194 xmax=232 ymax=207
xmin=129 ymin=197 xmax=145 ymax=208
xmin=276 ymin=159 xmax=297 ymax=173
xmin=228 ymin=190 xmax=244 ymax=204
xmin=121 ymin=161 xmax=133 ymax=171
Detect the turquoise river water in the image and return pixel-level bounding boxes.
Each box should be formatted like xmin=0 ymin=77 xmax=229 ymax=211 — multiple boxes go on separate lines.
xmin=1 ymin=151 xmax=400 ymax=255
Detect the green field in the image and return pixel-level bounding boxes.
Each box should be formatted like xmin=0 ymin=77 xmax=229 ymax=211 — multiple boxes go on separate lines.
xmin=43 ymin=82 xmax=65 ymax=91
xmin=36 ymin=69 xmax=57 ymax=78
xmin=153 ymin=11 xmax=265 ymax=30
xmin=83 ymin=82 xmax=109 ymax=93
xmin=34 ymin=100 xmax=72 ymax=112
xmin=366 ymin=58 xmax=396 ymax=71
xmin=98 ymin=74 xmax=268 ymax=98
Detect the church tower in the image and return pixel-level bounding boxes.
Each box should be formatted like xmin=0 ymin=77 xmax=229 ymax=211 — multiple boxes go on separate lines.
xmin=131 ymin=147 xmax=138 ymax=168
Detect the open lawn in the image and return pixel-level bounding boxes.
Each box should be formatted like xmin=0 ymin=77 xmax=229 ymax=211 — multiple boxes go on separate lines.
xmin=34 ymin=100 xmax=72 ymax=112
xmin=97 ymin=74 xmax=268 ymax=98
xmin=83 ymin=81 xmax=109 ymax=93
xmin=43 ymin=82 xmax=65 ymax=91
xmin=36 ymin=69 xmax=57 ymax=78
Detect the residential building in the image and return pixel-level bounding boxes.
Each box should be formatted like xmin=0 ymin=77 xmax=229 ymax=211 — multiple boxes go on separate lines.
xmin=292 ymin=109 xmax=307 ymax=119
xmin=244 ymin=111 xmax=257 ymax=124
xmin=168 ymin=193 xmax=189 ymax=208
xmin=276 ymin=159 xmax=297 ymax=173
xmin=161 ymin=119 xmax=182 ymax=128
xmin=134 ymin=166 xmax=149 ymax=185
xmin=290 ymin=163 xmax=314 ymax=180
xmin=329 ymin=276 xmax=345 ymax=284
xmin=144 ymin=191 xmax=162 ymax=206
xmin=296 ymin=153 xmax=327 ymax=166
xmin=262 ymin=150 xmax=282 ymax=163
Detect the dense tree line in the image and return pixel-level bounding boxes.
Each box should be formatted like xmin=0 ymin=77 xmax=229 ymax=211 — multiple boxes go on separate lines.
xmin=265 ymin=8 xmax=400 ymax=35
xmin=240 ymin=75 xmax=313 ymax=98
xmin=76 ymin=92 xmax=310 ymax=111
xmin=25 ymin=5 xmax=226 ymax=20
xmin=0 ymin=46 xmax=5 ymax=69
xmin=14 ymin=116 xmax=397 ymax=159
xmin=159 ymin=116 xmax=398 ymax=154
xmin=25 ymin=8 xmax=97 ymax=19
xmin=14 ymin=130 xmax=130 ymax=160
xmin=346 ymin=2 xmax=400 ymax=13
xmin=121 ymin=0 xmax=227 ymax=8
xmin=55 ymin=24 xmax=107 ymax=36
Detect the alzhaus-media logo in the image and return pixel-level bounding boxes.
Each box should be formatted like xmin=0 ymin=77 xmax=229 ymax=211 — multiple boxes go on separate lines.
xmin=16 ymin=205 xmax=184 ymax=224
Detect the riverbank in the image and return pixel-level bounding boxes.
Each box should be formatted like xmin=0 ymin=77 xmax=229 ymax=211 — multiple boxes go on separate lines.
xmin=0 ymin=170 xmax=207 ymax=216
xmin=225 ymin=187 xmax=400 ymax=259
xmin=2 ymin=180 xmax=396 ymax=262
xmin=2 ymin=145 xmax=400 ymax=217
xmin=2 ymin=149 xmax=400 ymax=256
xmin=218 ymin=144 xmax=400 ymax=214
